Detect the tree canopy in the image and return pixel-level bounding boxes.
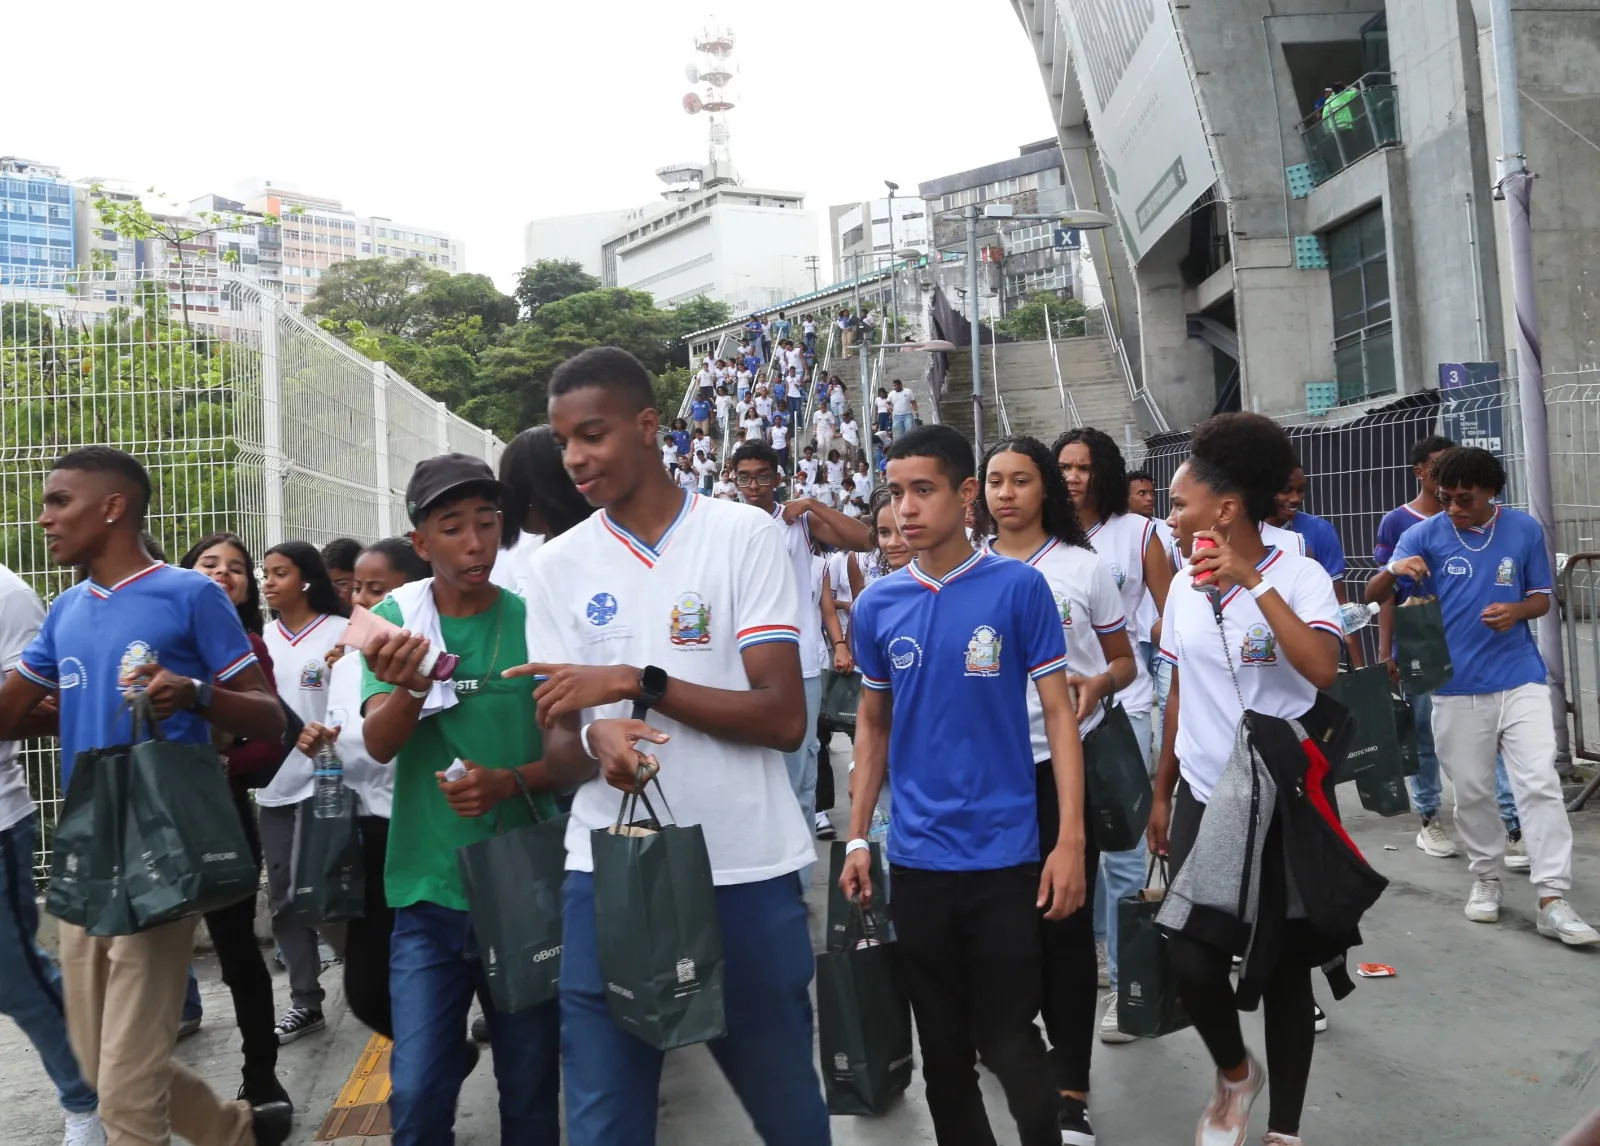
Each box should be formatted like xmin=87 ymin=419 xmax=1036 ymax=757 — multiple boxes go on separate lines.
xmin=990 ymin=292 xmax=1087 ymax=341
xmin=514 ymin=259 xmax=601 ymax=319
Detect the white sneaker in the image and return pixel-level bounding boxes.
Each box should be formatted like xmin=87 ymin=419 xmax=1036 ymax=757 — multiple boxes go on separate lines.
xmin=1095 ymin=940 xmax=1110 ymax=988
xmin=1196 ymin=1054 xmax=1265 ymax=1146
xmin=1262 ymin=1134 xmax=1303 ymax=1145
xmin=1098 ymin=990 xmax=1136 ymax=1044
xmin=1415 ymin=817 xmax=1458 ymax=858
xmin=1504 ymin=832 xmax=1531 ymax=871
xmin=63 ymin=1111 xmax=105 ymax=1146
xmin=1312 ymin=1003 xmax=1327 ymax=1034
xmin=1464 ymin=878 xmax=1503 ymax=923
xmin=1537 ymin=898 xmax=1600 ymax=946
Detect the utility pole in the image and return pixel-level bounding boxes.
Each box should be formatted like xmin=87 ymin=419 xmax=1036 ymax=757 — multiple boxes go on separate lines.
xmin=965 ymin=204 xmax=983 ymax=461
xmin=1489 ymin=0 xmax=1568 ymax=771
xmin=885 ymin=181 xmax=900 ymax=344
xmin=803 ymin=254 xmax=820 ymax=292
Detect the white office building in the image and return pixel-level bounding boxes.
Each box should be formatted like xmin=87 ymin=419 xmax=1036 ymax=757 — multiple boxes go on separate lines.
xmin=523 ymin=209 xmax=637 ymax=280
xmin=831 ymin=197 xmax=930 ymax=281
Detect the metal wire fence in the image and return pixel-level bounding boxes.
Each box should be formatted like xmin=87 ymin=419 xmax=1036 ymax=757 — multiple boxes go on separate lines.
xmin=0 ymin=267 xmax=502 ymax=880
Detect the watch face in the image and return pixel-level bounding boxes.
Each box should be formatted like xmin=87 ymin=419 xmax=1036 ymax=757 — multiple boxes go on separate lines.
xmin=641 ymin=665 xmax=668 ymax=700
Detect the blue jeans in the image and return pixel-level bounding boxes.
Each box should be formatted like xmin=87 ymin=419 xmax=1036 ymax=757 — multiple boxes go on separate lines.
xmin=782 ymin=675 xmax=823 ymax=886
xmin=1409 ymin=692 xmax=1520 ymax=830
xmin=388 ymin=901 xmax=560 ymax=1146
xmin=0 ymin=814 xmax=97 ymax=1114
xmin=560 ymin=871 xmax=828 ymax=1146
xmin=182 ymin=967 xmax=202 ymax=1024
xmin=1094 ymin=708 xmax=1155 ymax=991
xmin=892 ymin=412 xmax=915 ymax=439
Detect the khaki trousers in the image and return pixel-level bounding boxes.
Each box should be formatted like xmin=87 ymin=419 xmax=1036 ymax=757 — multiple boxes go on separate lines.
xmin=59 ymin=917 xmax=255 ymax=1146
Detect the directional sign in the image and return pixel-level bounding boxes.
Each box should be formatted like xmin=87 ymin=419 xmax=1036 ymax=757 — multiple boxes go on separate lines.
xmin=1053 ymin=227 xmax=1082 ymax=251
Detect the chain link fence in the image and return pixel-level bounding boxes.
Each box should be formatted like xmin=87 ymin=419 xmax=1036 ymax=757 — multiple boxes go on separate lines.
xmin=0 ymin=267 xmax=502 ymax=880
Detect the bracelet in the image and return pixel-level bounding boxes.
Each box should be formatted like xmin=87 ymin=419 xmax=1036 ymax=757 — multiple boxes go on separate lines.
xmin=1248 ymin=580 xmax=1273 ymax=599
xmin=406 ymin=686 xmax=430 ymax=699
xmin=844 ymin=837 xmax=871 ymax=856
xmin=580 ymin=722 xmax=598 ymax=760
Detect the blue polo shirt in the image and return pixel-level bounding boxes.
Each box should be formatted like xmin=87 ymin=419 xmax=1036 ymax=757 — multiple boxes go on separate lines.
xmin=689 ymin=398 xmax=711 ymax=422
xmin=17 ymin=564 xmax=258 ymax=783
xmin=1289 ymin=511 xmax=1346 ymax=579
xmin=850 ymin=549 xmax=1068 ymax=871
xmin=1391 ymin=505 xmax=1553 ymax=696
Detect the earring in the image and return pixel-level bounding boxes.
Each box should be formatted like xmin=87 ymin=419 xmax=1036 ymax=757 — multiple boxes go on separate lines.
xmin=302 ymin=583 xmax=310 ymax=592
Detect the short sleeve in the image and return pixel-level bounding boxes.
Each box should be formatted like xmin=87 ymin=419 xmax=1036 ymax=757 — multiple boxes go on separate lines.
xmin=1521 ymin=519 xmax=1554 ymax=595
xmin=1018 ymin=568 xmax=1069 ymax=681
xmin=193 ymin=578 xmax=258 ymax=682
xmin=851 ymin=584 xmax=890 ymax=690
xmin=1372 ymin=511 xmax=1401 ymax=565
xmin=1290 ymin=561 xmax=1344 ymax=643
xmin=1314 ymin=519 xmax=1347 ymax=579
xmin=735 ymin=519 xmax=802 ymax=654
xmin=359 ymin=596 xmax=405 ymax=706
xmin=1087 ymin=558 xmax=1127 ymax=634
xmin=3 ymin=584 xmax=48 ymax=678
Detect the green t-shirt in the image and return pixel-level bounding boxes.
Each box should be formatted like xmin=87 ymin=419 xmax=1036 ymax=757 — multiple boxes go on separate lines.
xmin=361 ymin=588 xmax=557 ymax=911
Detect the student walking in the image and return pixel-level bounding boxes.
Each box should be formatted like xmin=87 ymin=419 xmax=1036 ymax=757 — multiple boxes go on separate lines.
xmin=844 ymin=424 xmax=1087 ymax=1146
xmin=0 ymin=446 xmax=292 ymax=1145
xmin=888 ymin=379 xmax=918 ymax=439
xmin=358 ymin=454 xmax=562 ymax=1144
xmin=511 ymin=347 xmax=828 ymax=1146
xmin=256 ymin=542 xmax=349 ymax=1047
xmin=976 ymin=436 xmax=1137 ymax=1144
xmin=1371 ymin=435 xmax=1526 ymax=864
xmin=0 ymin=561 xmax=105 ymax=1146
xmin=1053 ymin=427 xmax=1172 ymax=1040
xmin=1369 ymin=446 xmax=1598 ymax=946
xmin=1149 ymin=413 xmax=1351 ymax=1146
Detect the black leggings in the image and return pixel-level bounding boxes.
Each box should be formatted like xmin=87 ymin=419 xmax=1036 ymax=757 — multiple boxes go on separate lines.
xmin=1035 ymin=760 xmax=1100 ymax=1094
xmin=1166 ymin=780 xmax=1315 ymax=1137
xmin=342 ymin=815 xmax=396 ymax=1039
xmin=203 ymin=786 xmax=278 ymax=1090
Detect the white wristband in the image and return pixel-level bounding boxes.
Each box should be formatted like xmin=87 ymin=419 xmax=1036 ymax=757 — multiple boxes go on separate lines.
xmin=1385 ymin=560 xmax=1404 ymax=577
xmin=1248 ymin=580 xmax=1273 ymax=600
xmin=580 ymin=722 xmax=598 ymax=760
xmin=844 ymin=837 xmax=871 ymax=856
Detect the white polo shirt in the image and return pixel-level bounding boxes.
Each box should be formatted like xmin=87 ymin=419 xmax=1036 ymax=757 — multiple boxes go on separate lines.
xmin=1261 ymin=520 xmax=1307 ymax=557
xmin=987 ymin=539 xmax=1126 ymax=755
xmin=1136 ymin=519 xmax=1174 ymax=644
xmin=524 ymin=493 xmax=812 ymax=885
xmin=490 ymin=530 xmax=546 ymax=601
xmin=1085 ymin=513 xmax=1156 ymax=716
xmin=1158 ymin=547 xmax=1342 ymax=801
xmin=323 ymin=652 xmax=393 ymax=818
xmin=259 ymin=613 xmax=349 ymax=807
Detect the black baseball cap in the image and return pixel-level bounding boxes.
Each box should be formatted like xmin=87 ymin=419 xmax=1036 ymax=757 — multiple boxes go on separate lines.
xmin=405 ymin=453 xmax=506 ymax=524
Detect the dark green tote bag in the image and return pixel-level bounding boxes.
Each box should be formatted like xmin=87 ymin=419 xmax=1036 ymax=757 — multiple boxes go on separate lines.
xmin=815 ymin=905 xmax=914 ymax=1116
xmin=1394 ymin=598 xmax=1454 ymax=695
xmin=121 ymin=700 xmax=259 ymax=931
xmin=825 ymin=841 xmax=889 ymax=952
xmin=1082 ymin=700 xmax=1153 ymax=853
xmin=1324 ymin=667 xmax=1410 ymax=815
xmin=591 ymin=776 xmax=726 ymax=1050
xmin=821 ymin=671 xmax=861 ymax=735
xmin=46 ymin=748 xmax=132 ymax=934
xmin=459 ymin=793 xmax=569 ymax=1015
xmin=1118 ymin=858 xmax=1191 ymax=1039
xmin=1394 ymin=693 xmax=1420 ymax=777
xmin=278 ymin=787 xmax=366 ymax=929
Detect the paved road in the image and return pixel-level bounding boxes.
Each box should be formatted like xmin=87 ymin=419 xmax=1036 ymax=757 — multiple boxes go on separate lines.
xmin=3 ymin=737 xmax=1599 ymax=1144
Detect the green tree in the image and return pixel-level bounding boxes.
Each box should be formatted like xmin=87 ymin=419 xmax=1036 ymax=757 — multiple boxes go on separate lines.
xmin=413 ymin=273 xmax=518 ymax=340
xmin=305 ymin=257 xmax=443 ymax=335
xmin=667 ymin=294 xmax=733 ymax=367
xmin=514 ymin=259 xmax=601 ymax=319
xmin=992 ymin=292 xmax=1086 ymax=341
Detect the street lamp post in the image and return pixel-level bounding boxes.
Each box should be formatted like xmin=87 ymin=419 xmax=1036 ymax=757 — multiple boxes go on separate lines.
xmin=885 ymin=180 xmax=900 ymax=344
xmin=939 ymin=205 xmax=1114 ymax=464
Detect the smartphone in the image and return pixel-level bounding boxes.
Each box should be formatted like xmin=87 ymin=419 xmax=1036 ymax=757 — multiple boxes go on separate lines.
xmin=1192 ymin=535 xmax=1219 ymax=586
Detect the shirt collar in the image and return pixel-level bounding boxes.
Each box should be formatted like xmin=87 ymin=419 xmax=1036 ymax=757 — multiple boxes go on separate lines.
xmin=907 ymin=548 xmax=984 ymax=592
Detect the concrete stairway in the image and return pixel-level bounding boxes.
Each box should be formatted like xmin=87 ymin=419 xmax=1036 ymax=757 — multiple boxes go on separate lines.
xmin=940 ymin=336 xmax=1139 ymax=449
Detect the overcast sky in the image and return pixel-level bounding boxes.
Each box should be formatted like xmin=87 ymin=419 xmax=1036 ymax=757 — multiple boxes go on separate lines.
xmin=4 ymin=2 xmax=1057 ymax=294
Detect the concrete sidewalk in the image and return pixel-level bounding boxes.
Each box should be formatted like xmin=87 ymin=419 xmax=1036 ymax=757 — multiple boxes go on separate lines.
xmin=4 ymin=741 xmax=1600 ymax=1143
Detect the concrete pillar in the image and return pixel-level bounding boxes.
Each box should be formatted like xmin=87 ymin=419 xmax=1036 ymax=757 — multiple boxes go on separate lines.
xmin=1057 ymin=124 xmax=1142 ymax=384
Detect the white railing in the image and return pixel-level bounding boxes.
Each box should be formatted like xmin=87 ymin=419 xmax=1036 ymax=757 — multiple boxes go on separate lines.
xmin=0 ymin=266 xmax=502 ymax=880
xmin=1044 ymin=304 xmax=1084 ymax=430
xmin=1089 ymin=301 xmax=1169 ymax=434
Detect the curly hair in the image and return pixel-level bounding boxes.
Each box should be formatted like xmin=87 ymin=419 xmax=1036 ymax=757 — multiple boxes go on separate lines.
xmin=1186 ymin=412 xmax=1299 ymax=525
xmin=1051 ymin=427 xmax=1128 ymax=519
xmin=974 ymin=436 xmax=1091 ymax=549
xmin=1430 ymin=446 xmax=1506 ymax=495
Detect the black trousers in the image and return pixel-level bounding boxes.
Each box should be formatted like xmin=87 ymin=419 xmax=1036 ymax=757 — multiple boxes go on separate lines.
xmin=342 ymin=815 xmax=396 ymax=1039
xmin=203 ymin=786 xmax=278 ymax=1089
xmin=1035 ymin=760 xmax=1101 ymax=1094
xmin=1166 ymin=779 xmax=1316 ymax=1136
xmin=815 ymin=709 xmax=835 ymax=813
xmin=890 ymin=864 xmax=1060 ymax=1146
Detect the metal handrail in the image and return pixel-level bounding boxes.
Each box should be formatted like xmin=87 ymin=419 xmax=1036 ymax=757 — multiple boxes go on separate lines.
xmin=1091 ymin=301 xmax=1169 ymax=434
xmin=678 ymin=330 xmax=736 ymax=424
xmin=1561 ymin=552 xmax=1600 ymax=810
xmin=996 ymin=390 xmax=1013 ymax=438
xmin=1043 ymin=304 xmax=1083 ymax=430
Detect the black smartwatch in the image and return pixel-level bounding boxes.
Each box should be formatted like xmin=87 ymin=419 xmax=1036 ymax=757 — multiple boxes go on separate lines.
xmin=188 ymin=677 xmax=215 ymax=713
xmin=637 ymin=665 xmax=668 ymax=712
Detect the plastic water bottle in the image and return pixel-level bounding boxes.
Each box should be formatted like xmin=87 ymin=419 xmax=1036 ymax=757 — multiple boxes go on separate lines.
xmin=312 ymin=741 xmax=345 ymax=819
xmin=1338 ymin=600 xmax=1380 ymax=635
